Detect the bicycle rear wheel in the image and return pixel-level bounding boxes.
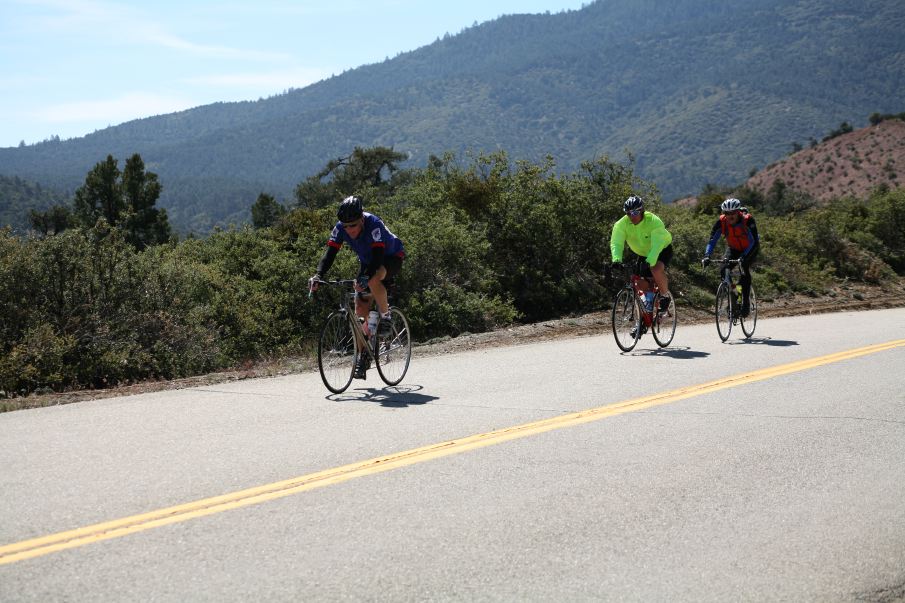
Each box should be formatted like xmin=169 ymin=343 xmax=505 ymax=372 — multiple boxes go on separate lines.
xmin=715 ymin=282 xmax=732 ymax=342
xmin=318 ymin=312 xmax=356 ymax=393
xmin=612 ymin=288 xmax=640 ymax=352
xmin=652 ymin=294 xmax=677 ymax=347
xmin=375 ymin=307 xmax=411 ymax=386
xmin=741 ymin=286 xmax=757 ymax=338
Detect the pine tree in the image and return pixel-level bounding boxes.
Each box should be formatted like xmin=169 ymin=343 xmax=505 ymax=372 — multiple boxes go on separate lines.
xmin=72 ymin=154 xmax=171 ymax=249
xmin=251 ymin=193 xmax=286 ymax=229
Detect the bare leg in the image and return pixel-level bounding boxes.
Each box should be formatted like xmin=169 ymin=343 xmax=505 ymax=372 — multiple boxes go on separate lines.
xmin=367 ymin=266 xmax=390 ymax=315
xmin=650 ymin=261 xmax=671 ymax=298
xmin=355 ymin=266 xmax=389 ymax=336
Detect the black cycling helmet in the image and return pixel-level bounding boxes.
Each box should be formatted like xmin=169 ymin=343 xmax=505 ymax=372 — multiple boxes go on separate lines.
xmin=623 ymin=195 xmax=644 ymax=213
xmin=337 ymin=195 xmax=363 ymax=223
xmin=721 ymin=198 xmax=742 ymax=213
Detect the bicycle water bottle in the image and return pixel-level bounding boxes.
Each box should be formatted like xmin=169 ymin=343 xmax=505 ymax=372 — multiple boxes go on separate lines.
xmin=644 ymin=292 xmax=655 ymax=312
xmin=735 ymin=284 xmax=742 ymax=306
xmin=367 ymin=310 xmax=379 ymax=336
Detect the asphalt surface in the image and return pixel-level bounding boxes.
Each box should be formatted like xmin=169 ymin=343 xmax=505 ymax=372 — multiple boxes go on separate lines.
xmin=1 ymin=308 xmax=904 ymax=601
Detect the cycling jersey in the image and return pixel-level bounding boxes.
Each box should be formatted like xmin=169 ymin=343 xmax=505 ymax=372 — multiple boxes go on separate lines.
xmin=610 ymin=212 xmax=673 ymax=266
xmin=327 ymin=212 xmax=405 ymax=264
xmin=705 ymin=212 xmax=759 ymax=257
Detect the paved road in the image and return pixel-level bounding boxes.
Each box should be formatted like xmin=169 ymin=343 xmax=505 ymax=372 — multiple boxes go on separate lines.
xmin=2 ymin=308 xmax=904 ymax=602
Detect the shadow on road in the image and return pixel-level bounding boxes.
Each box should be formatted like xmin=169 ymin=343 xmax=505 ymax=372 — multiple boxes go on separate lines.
xmin=327 ymin=384 xmax=439 ymax=407
xmin=726 ymin=337 xmax=799 ymax=347
xmin=626 ymin=346 xmax=710 ymax=359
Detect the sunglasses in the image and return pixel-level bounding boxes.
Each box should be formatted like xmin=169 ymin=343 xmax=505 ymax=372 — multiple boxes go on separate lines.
xmin=342 ymin=220 xmax=362 ymax=229
xmin=627 ymin=209 xmax=643 ymax=217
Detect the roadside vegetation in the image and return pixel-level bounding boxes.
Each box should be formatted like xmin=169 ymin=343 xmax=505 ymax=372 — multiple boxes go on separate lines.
xmin=2 ymin=145 xmax=904 ymax=402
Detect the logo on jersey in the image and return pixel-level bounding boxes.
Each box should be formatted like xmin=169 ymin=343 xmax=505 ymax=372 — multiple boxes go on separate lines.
xmin=371 ymin=227 xmax=382 ymax=242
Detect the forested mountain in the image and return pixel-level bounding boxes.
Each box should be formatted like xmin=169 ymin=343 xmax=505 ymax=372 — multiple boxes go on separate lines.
xmin=1 ymin=0 xmax=903 ymax=233
xmin=0 ymin=175 xmax=66 ymax=234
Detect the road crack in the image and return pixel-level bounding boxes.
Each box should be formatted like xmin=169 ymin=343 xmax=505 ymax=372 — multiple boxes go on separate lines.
xmin=855 ymin=576 xmax=905 ymax=602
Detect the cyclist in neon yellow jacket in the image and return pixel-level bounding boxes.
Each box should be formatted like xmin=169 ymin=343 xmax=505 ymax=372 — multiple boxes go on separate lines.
xmin=610 ymin=195 xmax=674 ymax=312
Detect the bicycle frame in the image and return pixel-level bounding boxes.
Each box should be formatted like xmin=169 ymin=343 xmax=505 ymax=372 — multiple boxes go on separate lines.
xmin=611 ymin=262 xmax=676 ymax=351
xmin=629 ymin=273 xmax=660 ymax=326
xmin=310 ymin=276 xmax=413 ymax=392
xmin=705 ymin=257 xmax=757 ymax=341
xmin=311 ymin=279 xmax=376 ymax=360
xmin=718 ymin=259 xmax=745 ymax=320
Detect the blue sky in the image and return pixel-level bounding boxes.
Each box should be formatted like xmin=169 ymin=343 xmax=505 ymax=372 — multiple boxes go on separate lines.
xmin=0 ymin=0 xmax=590 ymax=148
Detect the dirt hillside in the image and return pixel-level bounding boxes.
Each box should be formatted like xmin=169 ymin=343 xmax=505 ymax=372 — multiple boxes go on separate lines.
xmin=746 ymin=119 xmax=905 ymax=201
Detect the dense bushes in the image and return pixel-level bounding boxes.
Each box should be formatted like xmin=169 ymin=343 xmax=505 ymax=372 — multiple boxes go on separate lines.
xmin=2 ymin=153 xmax=904 ymax=399
xmin=660 ymin=187 xmax=905 ymax=300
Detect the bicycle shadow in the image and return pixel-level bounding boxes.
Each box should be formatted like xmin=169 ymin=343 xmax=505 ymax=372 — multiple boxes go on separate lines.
xmin=327 ymin=384 xmax=439 ymax=408
xmin=726 ymin=337 xmax=799 ymax=347
xmin=624 ymin=346 xmax=711 ymax=359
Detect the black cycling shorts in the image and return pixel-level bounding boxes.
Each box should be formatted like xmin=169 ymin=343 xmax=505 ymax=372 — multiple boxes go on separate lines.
xmin=358 ymin=254 xmax=403 ymax=288
xmin=636 ymin=244 xmax=673 ymax=277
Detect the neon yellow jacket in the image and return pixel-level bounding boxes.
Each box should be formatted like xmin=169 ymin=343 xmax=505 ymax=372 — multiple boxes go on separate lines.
xmin=610 ymin=212 xmax=673 ymax=266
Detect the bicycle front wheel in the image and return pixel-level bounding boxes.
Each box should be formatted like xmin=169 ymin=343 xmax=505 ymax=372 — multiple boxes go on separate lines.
xmin=715 ymin=282 xmax=732 ymax=342
xmin=375 ymin=307 xmax=411 ymax=386
xmin=612 ymin=288 xmax=640 ymax=352
xmin=653 ymin=294 xmax=677 ymax=347
xmin=741 ymin=286 xmax=757 ymax=338
xmin=318 ymin=312 xmax=356 ymax=393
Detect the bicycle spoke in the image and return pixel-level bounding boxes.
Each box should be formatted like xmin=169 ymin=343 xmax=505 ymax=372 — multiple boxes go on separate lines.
xmin=612 ymin=288 xmax=640 ymax=352
xmin=376 ymin=308 xmax=411 ymax=386
xmin=652 ymin=295 xmax=677 ymax=347
xmin=741 ymin=286 xmax=757 ymax=338
xmin=715 ymin=283 xmax=732 ymax=342
xmin=318 ymin=313 xmax=355 ymax=393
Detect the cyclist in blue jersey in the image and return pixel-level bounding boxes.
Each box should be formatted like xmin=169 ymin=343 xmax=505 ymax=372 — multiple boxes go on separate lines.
xmin=310 ymin=196 xmax=405 ymax=377
xmin=701 ymin=198 xmax=760 ymax=317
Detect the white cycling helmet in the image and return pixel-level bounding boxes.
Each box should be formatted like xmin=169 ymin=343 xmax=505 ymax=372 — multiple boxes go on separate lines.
xmin=721 ymin=198 xmax=742 ymax=213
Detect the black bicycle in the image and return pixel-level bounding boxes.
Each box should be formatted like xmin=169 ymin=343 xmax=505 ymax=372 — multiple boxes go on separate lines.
xmin=611 ymin=263 xmax=677 ymax=352
xmin=706 ymin=258 xmax=757 ymax=341
xmin=309 ymin=279 xmax=412 ymax=393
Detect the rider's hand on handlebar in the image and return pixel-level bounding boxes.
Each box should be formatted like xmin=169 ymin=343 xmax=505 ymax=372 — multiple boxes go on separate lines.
xmin=701 ymin=256 xmax=711 ymax=268
xmin=308 ymin=275 xmax=321 ymax=292
xmin=611 ymin=261 xmax=623 ymax=272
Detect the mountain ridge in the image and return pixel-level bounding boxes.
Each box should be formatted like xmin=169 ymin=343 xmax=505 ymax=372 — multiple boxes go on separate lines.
xmin=1 ymin=0 xmax=904 ymax=232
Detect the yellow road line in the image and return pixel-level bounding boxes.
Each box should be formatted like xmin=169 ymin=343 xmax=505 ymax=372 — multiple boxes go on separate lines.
xmin=2 ymin=338 xmax=904 ymax=566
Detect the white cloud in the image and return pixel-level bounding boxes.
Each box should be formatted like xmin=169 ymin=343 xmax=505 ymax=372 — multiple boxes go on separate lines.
xmin=138 ymin=30 xmax=289 ymax=61
xmin=32 ymin=92 xmax=199 ymax=124
xmin=16 ymin=0 xmax=287 ymax=60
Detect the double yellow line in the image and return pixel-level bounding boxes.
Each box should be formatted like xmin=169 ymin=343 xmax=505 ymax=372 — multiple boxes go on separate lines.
xmin=2 ymin=338 xmax=904 ymax=566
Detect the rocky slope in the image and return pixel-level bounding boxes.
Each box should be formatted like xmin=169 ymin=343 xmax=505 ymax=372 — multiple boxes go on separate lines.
xmin=746 ymin=118 xmax=905 ymax=201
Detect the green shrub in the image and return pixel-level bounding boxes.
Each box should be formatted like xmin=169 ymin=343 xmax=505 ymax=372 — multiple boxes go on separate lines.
xmin=406 ymin=284 xmax=517 ymax=339
xmin=0 ymin=324 xmax=76 ymax=394
xmin=3 ymin=150 xmax=901 ymax=399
